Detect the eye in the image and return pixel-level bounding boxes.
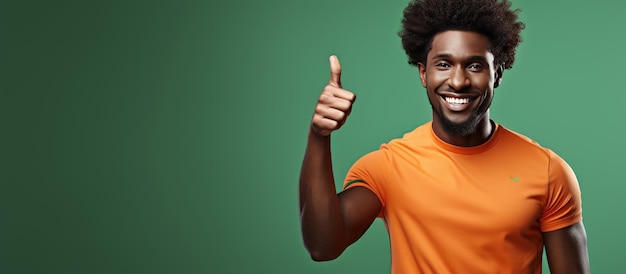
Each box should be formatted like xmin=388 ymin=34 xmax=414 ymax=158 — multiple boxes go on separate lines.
xmin=468 ymin=63 xmax=483 ymax=72
xmin=435 ymin=62 xmax=451 ymax=69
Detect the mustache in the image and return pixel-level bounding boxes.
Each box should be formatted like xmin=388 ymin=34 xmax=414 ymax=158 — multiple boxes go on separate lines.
xmin=436 ymin=87 xmax=479 ymax=94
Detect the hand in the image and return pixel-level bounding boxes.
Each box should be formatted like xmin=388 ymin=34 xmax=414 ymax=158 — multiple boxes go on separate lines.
xmin=311 ymin=55 xmax=356 ymax=137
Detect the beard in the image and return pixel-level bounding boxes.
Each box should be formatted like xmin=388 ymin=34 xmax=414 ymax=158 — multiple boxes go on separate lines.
xmin=428 ymin=87 xmax=494 ymax=137
xmin=439 ymin=108 xmax=484 ymax=136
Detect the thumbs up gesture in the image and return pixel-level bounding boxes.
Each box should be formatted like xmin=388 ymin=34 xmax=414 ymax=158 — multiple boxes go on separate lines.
xmin=311 ymin=56 xmax=357 ymax=137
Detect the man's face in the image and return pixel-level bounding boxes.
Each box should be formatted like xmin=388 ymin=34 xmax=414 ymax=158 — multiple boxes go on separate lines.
xmin=419 ymin=30 xmax=501 ymax=136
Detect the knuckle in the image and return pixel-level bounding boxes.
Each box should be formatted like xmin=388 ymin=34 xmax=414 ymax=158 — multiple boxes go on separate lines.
xmin=314 ymin=104 xmax=324 ymax=114
xmin=340 ymin=99 xmax=352 ymax=110
xmin=327 ymin=120 xmax=339 ymax=129
xmin=318 ymin=92 xmax=332 ymax=104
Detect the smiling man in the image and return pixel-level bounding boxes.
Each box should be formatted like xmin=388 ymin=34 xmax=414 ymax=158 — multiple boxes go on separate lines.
xmin=299 ymin=0 xmax=589 ymax=273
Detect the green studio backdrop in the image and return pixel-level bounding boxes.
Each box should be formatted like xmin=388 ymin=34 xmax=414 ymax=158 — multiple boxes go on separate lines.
xmin=1 ymin=0 xmax=624 ymax=273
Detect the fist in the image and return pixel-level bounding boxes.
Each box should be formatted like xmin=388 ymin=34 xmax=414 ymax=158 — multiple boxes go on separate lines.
xmin=311 ymin=55 xmax=356 ymax=136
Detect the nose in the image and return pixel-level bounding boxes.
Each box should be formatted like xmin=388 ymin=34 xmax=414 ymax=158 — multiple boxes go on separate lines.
xmin=448 ymin=66 xmax=470 ymax=91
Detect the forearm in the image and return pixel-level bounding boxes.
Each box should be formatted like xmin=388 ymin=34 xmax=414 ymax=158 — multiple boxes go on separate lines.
xmin=299 ymin=128 xmax=346 ymax=261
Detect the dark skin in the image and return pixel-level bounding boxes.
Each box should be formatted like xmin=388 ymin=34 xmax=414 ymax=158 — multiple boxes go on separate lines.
xmin=419 ymin=31 xmax=498 ymax=147
xmin=299 ymin=55 xmax=381 ymax=260
xmin=299 ymin=31 xmax=589 ymax=273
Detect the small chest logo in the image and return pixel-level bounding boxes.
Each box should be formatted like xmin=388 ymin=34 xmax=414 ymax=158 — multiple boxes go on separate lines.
xmin=509 ymin=176 xmax=520 ymax=184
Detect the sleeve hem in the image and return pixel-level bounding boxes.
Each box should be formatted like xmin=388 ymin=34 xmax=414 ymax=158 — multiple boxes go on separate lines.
xmin=343 ymin=182 xmax=385 ymax=218
xmin=540 ymin=216 xmax=582 ymax=232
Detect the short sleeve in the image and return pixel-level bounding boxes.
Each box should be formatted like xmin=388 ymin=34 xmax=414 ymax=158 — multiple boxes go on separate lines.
xmin=540 ymin=150 xmax=583 ymax=232
xmin=342 ymin=150 xmax=388 ymax=215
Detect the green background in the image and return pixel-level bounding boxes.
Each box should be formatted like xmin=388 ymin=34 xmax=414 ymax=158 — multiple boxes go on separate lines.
xmin=1 ymin=0 xmax=624 ymax=273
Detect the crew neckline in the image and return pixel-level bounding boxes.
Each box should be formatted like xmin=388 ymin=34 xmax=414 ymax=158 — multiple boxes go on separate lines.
xmin=428 ymin=121 xmax=501 ymax=155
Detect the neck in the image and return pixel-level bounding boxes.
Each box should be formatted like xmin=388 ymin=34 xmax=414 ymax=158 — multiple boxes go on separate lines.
xmin=431 ymin=114 xmax=494 ymax=147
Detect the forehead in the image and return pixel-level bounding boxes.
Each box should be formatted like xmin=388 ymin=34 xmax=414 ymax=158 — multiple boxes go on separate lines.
xmin=428 ymin=30 xmax=494 ymax=61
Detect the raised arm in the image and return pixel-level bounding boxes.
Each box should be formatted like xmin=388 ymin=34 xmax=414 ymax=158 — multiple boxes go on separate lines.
xmin=544 ymin=221 xmax=590 ymax=274
xmin=299 ymin=56 xmax=382 ymax=261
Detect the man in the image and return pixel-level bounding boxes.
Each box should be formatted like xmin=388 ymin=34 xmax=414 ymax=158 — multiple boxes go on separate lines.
xmin=299 ymin=0 xmax=590 ymax=273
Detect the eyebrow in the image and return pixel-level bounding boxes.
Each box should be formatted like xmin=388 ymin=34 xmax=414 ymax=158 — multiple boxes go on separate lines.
xmin=432 ymin=54 xmax=489 ymax=63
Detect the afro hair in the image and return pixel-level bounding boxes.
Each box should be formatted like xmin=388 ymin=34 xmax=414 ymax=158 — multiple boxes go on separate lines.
xmin=399 ymin=0 xmax=524 ymax=69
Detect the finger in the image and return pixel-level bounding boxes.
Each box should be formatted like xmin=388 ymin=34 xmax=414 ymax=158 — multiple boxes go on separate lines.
xmin=315 ymin=104 xmax=347 ymax=122
xmin=313 ymin=112 xmax=348 ymax=133
xmin=324 ymin=85 xmax=356 ymax=103
xmin=312 ymin=112 xmax=348 ymax=132
xmin=318 ymin=93 xmax=353 ymax=112
xmin=329 ymin=55 xmax=342 ymax=88
xmin=312 ymin=115 xmax=339 ymax=136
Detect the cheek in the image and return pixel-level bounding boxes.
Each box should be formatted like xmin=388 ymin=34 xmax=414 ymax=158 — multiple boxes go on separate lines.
xmin=425 ymin=71 xmax=446 ymax=88
xmin=471 ymin=74 xmax=494 ymax=90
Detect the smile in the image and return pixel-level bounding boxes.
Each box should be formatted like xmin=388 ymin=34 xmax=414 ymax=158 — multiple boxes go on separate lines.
xmin=444 ymin=96 xmax=471 ymax=104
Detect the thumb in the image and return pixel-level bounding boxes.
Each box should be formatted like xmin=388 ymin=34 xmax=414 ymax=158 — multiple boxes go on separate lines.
xmin=329 ymin=55 xmax=342 ymax=88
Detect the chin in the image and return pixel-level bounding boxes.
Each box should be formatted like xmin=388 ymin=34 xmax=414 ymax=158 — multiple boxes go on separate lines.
xmin=441 ymin=113 xmax=482 ymax=136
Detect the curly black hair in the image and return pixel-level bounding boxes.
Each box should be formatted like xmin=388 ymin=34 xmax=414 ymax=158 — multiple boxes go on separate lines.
xmin=399 ymin=0 xmax=524 ymax=70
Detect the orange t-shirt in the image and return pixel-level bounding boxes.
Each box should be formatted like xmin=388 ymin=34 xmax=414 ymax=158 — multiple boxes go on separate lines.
xmin=343 ymin=121 xmax=582 ymax=274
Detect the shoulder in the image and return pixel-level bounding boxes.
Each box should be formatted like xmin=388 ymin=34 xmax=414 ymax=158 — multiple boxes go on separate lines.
xmin=495 ymin=124 xmax=575 ymax=178
xmin=350 ymin=122 xmax=433 ymax=170
xmin=495 ymin=124 xmax=551 ymax=157
xmin=382 ymin=122 xmax=434 ymax=151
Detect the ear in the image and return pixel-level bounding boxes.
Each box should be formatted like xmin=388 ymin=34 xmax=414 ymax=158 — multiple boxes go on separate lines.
xmin=494 ymin=64 xmax=504 ymax=89
xmin=418 ymin=62 xmax=427 ymax=88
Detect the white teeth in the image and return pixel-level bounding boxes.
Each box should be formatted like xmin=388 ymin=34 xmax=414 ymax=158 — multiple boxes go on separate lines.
xmin=445 ymin=97 xmax=470 ymax=104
